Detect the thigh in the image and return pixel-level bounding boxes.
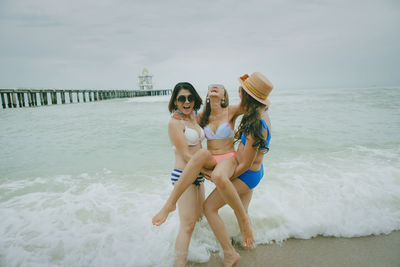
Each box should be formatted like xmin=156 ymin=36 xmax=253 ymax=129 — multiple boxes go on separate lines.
xmin=210 ymin=157 xmax=237 ymax=182
xmin=177 ymin=184 xmax=202 ymax=222
xmin=189 ymin=149 xmax=217 ymax=170
xmin=198 ymin=184 xmax=205 ymax=207
xmin=204 ymin=176 xmax=251 ymax=211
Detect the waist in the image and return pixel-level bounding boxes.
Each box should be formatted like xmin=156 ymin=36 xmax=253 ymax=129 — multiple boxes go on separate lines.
xmin=207 ymin=139 xmax=235 ymax=154
xmin=173 ymin=146 xmax=202 ymax=169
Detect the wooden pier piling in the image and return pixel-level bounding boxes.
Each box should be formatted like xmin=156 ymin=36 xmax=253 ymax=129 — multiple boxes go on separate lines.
xmin=1 ymin=93 xmax=5 ymax=109
xmin=61 ymin=91 xmax=65 ymax=104
xmin=0 ymin=88 xmax=172 ymax=109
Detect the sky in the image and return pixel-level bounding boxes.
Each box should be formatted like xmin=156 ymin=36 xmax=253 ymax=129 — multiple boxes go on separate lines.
xmin=0 ymin=0 xmax=399 ymax=91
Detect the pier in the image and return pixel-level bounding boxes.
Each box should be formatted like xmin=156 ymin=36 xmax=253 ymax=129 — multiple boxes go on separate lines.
xmin=0 ymin=88 xmax=172 ymax=109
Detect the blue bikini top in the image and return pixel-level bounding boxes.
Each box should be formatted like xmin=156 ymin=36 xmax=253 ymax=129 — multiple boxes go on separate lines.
xmin=204 ymin=109 xmax=235 ymax=140
xmin=240 ymin=119 xmax=271 ymax=150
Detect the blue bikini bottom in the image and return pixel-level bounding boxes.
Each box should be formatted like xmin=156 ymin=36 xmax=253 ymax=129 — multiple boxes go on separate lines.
xmin=238 ymin=164 xmax=264 ymax=189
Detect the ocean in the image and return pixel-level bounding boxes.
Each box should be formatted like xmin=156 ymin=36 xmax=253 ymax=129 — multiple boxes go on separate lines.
xmin=1 ymin=86 xmax=399 ymax=266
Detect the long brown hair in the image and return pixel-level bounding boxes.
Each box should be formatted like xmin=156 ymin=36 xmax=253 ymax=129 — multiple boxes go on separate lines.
xmin=198 ymin=89 xmax=229 ymax=128
xmin=235 ymin=88 xmax=268 ymax=151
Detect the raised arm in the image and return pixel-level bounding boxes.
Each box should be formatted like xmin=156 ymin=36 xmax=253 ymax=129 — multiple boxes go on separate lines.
xmin=228 ymin=104 xmax=244 ymax=128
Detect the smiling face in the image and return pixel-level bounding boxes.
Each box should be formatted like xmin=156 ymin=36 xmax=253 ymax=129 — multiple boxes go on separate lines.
xmin=207 ymin=85 xmax=225 ymax=100
xmin=175 ymin=89 xmax=195 ymax=115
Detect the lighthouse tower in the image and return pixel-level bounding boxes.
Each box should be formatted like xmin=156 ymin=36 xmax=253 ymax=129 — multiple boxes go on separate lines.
xmin=138 ymin=68 xmax=153 ymax=90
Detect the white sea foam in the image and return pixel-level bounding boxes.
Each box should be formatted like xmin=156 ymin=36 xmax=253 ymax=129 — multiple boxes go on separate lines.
xmin=251 ymin=145 xmax=400 ymax=243
xmin=0 ymin=174 xmax=217 ymax=266
xmin=1 ymin=146 xmax=399 ymax=267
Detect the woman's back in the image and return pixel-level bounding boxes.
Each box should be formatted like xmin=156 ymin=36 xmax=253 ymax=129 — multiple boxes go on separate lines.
xmin=236 ymin=111 xmax=271 ymax=172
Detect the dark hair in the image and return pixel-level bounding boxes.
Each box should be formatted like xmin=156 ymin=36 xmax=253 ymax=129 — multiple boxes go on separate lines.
xmin=235 ymin=88 xmax=268 ymax=151
xmin=168 ymin=82 xmax=202 ymax=113
xmin=199 ymin=89 xmax=229 ymax=128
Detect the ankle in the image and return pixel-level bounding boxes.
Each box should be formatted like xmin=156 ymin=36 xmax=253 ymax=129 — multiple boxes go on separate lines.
xmin=174 ymin=250 xmax=188 ymax=266
xmin=223 ymin=247 xmax=236 ymax=255
xmin=164 ymin=201 xmax=176 ymax=211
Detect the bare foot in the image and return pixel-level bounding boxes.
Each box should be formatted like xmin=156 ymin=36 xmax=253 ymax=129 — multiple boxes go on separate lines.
xmin=152 ymin=203 xmax=176 ymax=226
xmin=240 ymin=216 xmax=254 ymax=249
xmin=223 ymin=249 xmax=240 ymax=267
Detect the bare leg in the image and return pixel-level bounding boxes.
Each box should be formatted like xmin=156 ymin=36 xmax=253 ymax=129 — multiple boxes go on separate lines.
xmin=203 ymin=178 xmax=252 ymax=266
xmin=240 ymin=190 xmax=253 ymax=214
xmin=210 ymin=158 xmax=254 ymax=249
xmin=198 ymin=184 xmax=205 ymax=221
xmin=152 ymin=149 xmax=216 ymax=226
xmin=174 ymin=184 xmax=203 ymax=267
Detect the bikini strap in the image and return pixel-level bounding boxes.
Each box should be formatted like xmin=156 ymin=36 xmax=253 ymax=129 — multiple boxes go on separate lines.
xmin=260 ymin=119 xmax=271 ymax=143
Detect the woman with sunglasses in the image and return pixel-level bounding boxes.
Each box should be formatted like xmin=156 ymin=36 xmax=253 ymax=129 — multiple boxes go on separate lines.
xmin=165 ymin=82 xmax=205 ymax=267
xmin=203 ymin=72 xmax=273 ymax=266
xmin=153 ymin=83 xmax=255 ymax=250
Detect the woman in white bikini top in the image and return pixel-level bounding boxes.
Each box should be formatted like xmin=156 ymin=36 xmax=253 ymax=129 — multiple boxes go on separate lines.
xmin=161 ymin=82 xmax=205 ymax=266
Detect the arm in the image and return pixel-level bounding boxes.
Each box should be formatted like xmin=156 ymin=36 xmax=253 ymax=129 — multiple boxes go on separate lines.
xmin=168 ymin=119 xmax=192 ymax=163
xmin=228 ymin=104 xmax=244 ymax=117
xmin=228 ymin=104 xmax=244 ymax=128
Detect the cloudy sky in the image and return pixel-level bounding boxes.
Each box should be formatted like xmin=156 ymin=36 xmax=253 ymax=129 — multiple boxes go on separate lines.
xmin=0 ymin=0 xmax=399 ymax=90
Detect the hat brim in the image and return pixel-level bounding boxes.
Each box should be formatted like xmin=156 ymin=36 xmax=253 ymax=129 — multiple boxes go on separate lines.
xmin=238 ymin=77 xmax=271 ymax=107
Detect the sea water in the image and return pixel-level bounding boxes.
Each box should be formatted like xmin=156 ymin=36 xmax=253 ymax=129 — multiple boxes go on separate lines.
xmin=0 ymin=87 xmax=399 ymax=266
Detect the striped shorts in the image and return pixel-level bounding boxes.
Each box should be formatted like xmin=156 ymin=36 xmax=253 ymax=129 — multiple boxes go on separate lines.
xmin=171 ymin=169 xmax=205 ymax=186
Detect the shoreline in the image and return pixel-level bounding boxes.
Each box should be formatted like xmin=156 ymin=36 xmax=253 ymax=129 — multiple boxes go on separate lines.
xmin=192 ymin=231 xmax=400 ymax=267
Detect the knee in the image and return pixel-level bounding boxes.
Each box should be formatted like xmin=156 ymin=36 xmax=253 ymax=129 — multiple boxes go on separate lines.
xmin=212 ymin=172 xmax=230 ymax=190
xmin=203 ymin=199 xmax=217 ymax=218
xmin=180 ymin=220 xmax=196 ymax=235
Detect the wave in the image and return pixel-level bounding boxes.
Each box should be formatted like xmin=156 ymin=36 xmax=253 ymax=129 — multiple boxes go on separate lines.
xmin=1 ymin=154 xmax=399 ymax=266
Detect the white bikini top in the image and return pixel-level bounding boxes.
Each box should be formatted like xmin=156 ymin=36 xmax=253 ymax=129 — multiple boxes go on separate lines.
xmin=184 ymin=125 xmax=205 ymax=146
xmin=172 ymin=119 xmax=205 ymax=150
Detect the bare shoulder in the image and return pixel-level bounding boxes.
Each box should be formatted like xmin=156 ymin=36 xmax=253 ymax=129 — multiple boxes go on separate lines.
xmin=169 ymin=117 xmax=184 ymax=130
xmin=261 ymin=112 xmax=271 ymax=131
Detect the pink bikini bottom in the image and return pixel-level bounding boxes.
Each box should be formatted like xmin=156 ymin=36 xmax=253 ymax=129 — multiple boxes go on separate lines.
xmin=212 ymin=152 xmax=236 ymax=164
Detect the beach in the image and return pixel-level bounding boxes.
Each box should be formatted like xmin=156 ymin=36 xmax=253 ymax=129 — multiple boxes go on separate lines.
xmin=1 ymin=87 xmax=399 ymax=266
xmin=193 ymin=231 xmax=400 ymax=267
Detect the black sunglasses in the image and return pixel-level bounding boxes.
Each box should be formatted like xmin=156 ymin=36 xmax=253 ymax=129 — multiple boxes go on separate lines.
xmin=177 ymin=94 xmax=195 ymax=103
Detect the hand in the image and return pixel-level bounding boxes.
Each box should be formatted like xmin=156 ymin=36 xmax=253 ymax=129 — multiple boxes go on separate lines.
xmin=201 ymin=168 xmax=212 ymax=180
xmin=203 ymin=173 xmax=212 ymax=180
xmin=172 ymin=112 xmax=181 ymax=120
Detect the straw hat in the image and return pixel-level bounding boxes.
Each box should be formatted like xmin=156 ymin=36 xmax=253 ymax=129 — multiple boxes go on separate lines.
xmin=238 ymin=72 xmax=273 ymax=106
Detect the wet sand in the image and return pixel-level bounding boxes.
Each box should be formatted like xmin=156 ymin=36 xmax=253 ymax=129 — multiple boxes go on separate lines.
xmin=191 ymin=231 xmax=400 ymax=267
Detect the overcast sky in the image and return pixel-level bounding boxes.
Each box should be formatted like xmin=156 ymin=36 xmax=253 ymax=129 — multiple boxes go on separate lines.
xmin=0 ymin=0 xmax=399 ymax=91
